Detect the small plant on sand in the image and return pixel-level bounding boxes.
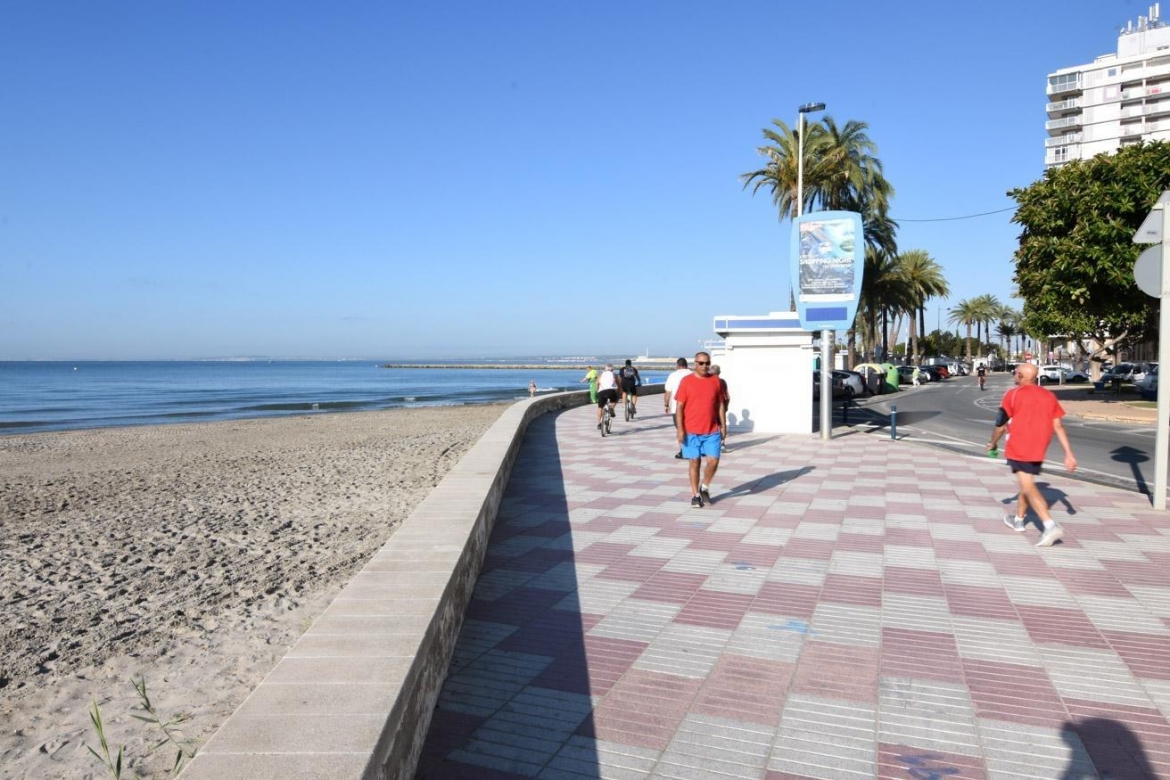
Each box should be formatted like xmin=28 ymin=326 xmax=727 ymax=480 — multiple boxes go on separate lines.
xmin=130 ymin=676 xmax=198 ymax=774
xmin=86 ymin=677 xmax=198 ymax=778
xmin=87 ymin=699 xmax=124 ymax=779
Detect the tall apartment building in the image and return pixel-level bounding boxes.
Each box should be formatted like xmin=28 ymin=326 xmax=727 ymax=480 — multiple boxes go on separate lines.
xmin=1046 ymin=3 xmax=1170 ymax=168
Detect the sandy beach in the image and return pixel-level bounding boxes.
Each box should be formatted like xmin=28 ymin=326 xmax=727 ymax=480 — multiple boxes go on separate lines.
xmin=0 ymin=404 xmax=505 ymax=779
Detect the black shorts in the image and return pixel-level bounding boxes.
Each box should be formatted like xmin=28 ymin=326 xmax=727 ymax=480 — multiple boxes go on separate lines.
xmin=597 ymin=389 xmax=619 ymax=407
xmin=1007 ymin=459 xmax=1043 ymax=475
xmin=621 ymin=379 xmax=637 ymax=395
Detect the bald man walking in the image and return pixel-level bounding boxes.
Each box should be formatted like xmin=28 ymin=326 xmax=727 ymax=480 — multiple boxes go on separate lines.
xmin=987 ymin=363 xmax=1077 ymax=547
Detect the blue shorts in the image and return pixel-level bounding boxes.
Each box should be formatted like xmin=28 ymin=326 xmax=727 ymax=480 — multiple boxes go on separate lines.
xmin=682 ymin=432 xmax=722 ymax=460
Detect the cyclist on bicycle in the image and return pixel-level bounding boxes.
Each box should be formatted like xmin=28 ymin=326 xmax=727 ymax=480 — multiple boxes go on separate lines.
xmin=977 ymin=364 xmax=987 ymax=390
xmin=596 ymin=364 xmax=620 ymax=429
xmin=619 ymin=359 xmax=641 ymax=418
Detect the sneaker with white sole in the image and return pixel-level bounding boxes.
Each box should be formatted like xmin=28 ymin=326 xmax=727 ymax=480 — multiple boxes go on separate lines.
xmin=690 ymin=495 xmax=703 ymax=508
xmin=1003 ymin=515 xmax=1026 ymax=533
xmin=1036 ymin=525 xmax=1065 ymax=547
xmin=700 ymin=488 xmax=712 ymax=505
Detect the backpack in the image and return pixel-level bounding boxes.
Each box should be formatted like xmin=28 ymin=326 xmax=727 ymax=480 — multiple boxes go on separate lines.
xmin=621 ymin=366 xmax=637 ymax=380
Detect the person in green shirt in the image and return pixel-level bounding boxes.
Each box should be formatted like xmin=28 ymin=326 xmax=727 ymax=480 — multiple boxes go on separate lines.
xmin=580 ymin=366 xmax=598 ymax=404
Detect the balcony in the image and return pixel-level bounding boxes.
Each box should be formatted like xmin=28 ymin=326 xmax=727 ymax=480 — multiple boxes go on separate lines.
xmin=1046 ymin=145 xmax=1078 ymax=167
xmin=1046 ymin=116 xmax=1081 ymax=131
xmin=1046 ymin=133 xmax=1081 ymax=147
xmin=1048 ymin=75 xmax=1082 ymax=95
xmin=1121 ymin=124 xmax=1145 ymax=137
xmin=1047 ymin=98 xmax=1081 ymax=113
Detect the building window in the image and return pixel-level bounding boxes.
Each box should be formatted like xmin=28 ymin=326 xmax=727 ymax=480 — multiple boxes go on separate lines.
xmin=1049 ymin=73 xmax=1080 ymax=90
xmin=1053 ymin=146 xmax=1069 ymax=163
xmin=1109 ymin=68 xmax=1118 ymax=76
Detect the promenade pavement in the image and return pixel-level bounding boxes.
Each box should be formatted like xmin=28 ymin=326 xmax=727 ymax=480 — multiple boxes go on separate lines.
xmin=415 ymin=401 xmax=1170 ymax=779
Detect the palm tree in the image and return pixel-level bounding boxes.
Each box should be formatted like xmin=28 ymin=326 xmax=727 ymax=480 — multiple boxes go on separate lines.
xmin=948 ymin=299 xmax=981 ymax=361
xmin=896 ymin=249 xmax=949 ymax=362
xmin=743 ymin=114 xmax=897 ymax=366
xmin=859 ymin=248 xmax=916 ymax=361
xmin=970 ymin=294 xmax=1002 ymax=359
xmin=996 ymin=310 xmax=1019 ymax=361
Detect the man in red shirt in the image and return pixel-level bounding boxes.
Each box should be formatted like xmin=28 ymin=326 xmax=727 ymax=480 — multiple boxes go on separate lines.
xmin=987 ymin=362 xmax=1077 ymax=547
xmin=674 ymin=351 xmax=728 ymax=507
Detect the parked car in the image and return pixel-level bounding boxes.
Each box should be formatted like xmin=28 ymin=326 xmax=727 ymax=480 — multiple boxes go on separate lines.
xmin=1131 ymin=362 xmax=1157 ymax=384
xmin=834 ymin=370 xmax=865 ymax=398
xmin=1140 ymin=366 xmax=1159 ymax=401
xmin=1037 ymin=364 xmax=1089 ymax=384
xmin=811 ymin=370 xmax=847 ymax=400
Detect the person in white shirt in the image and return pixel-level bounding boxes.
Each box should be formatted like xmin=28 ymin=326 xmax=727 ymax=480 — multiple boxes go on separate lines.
xmin=663 ymin=357 xmax=690 ymax=458
xmin=595 ymin=364 xmax=620 ymax=428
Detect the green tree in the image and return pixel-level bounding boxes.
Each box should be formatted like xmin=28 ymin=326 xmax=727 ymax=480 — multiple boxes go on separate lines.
xmin=1009 ymin=141 xmax=1170 ymax=369
xmin=743 ymin=114 xmax=897 ymax=365
xmin=896 ymin=249 xmax=949 ymax=361
xmin=948 ymin=299 xmax=980 ymax=361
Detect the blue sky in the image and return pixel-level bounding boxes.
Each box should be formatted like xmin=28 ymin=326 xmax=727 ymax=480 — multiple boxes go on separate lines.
xmin=0 ymin=1 xmax=1137 ymax=359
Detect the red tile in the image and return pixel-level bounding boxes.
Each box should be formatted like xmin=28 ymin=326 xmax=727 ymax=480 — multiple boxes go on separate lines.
xmin=783 ymin=538 xmax=836 ymax=560
xmin=821 ymin=574 xmax=883 ymax=608
xmin=631 ymin=571 xmax=708 ymax=604
xmin=962 ymin=658 xmax=1066 ymax=728
xmin=885 ymin=527 xmax=932 ymax=547
xmin=944 ymin=584 xmax=1019 ymax=621
xmin=1064 ymin=700 xmax=1170 ymax=779
xmin=1102 ymin=630 xmax=1170 ymax=680
xmin=532 ymin=635 xmax=647 ymax=696
xmin=583 ymin=668 xmax=702 ymax=749
xmin=692 ymin=654 xmax=794 ymax=726
xmin=791 ymin=641 xmax=879 ymax=704
xmin=836 ymin=533 xmax=885 ymax=553
xmin=880 ymin=627 xmax=963 ymax=682
xmin=1102 ymin=559 xmax=1170 ymax=587
xmin=1050 ymin=567 xmax=1131 ymax=597
xmin=752 ymin=581 xmax=821 ymax=619
xmin=1017 ymin=604 xmax=1110 ymax=650
xmin=575 ymin=542 xmax=637 ymax=564
xmin=988 ymin=552 xmax=1052 ymax=577
xmin=688 ymin=532 xmax=745 ymax=551
xmin=932 ymin=539 xmax=990 ymax=561
xmin=676 ymin=589 xmax=755 ymax=630
xmin=596 ymin=555 xmax=668 ymax=583
xmin=884 ymin=566 xmax=944 ymax=596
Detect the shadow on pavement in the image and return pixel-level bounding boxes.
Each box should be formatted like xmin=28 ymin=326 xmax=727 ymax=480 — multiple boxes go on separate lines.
xmin=416 ymin=412 xmax=601 ymax=778
xmin=720 ymin=466 xmax=815 ymax=501
xmin=1110 ymin=445 xmax=1151 ymax=498
xmin=1060 ymin=717 xmax=1159 ymax=779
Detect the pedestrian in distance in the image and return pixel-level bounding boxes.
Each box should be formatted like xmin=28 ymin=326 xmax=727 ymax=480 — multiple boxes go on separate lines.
xmin=987 ymin=362 xmax=1077 ymax=547
xmin=912 ymin=366 xmax=921 ymax=387
xmin=663 ymin=357 xmax=689 ymax=458
xmin=529 ymin=379 xmax=537 ymax=397
xmin=710 ymin=364 xmax=729 ymax=452
xmin=580 ymin=365 xmax=598 ymax=404
xmin=674 ymin=351 xmax=728 ymax=507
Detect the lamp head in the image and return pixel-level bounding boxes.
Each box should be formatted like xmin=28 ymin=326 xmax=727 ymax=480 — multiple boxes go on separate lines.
xmin=798 ymin=102 xmax=826 ymax=113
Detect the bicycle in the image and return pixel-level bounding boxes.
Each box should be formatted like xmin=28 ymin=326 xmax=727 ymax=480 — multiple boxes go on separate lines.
xmin=600 ymin=403 xmax=614 ymax=436
xmin=624 ymin=394 xmax=634 ymax=422
xmin=978 ymin=374 xmax=986 ymax=391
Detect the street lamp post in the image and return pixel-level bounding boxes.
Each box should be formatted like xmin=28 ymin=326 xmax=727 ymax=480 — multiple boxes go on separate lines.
xmin=797 ymin=102 xmax=830 ymax=439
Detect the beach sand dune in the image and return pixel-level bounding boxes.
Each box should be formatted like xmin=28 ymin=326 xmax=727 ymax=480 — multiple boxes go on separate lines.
xmin=0 ymin=404 xmax=505 ymax=778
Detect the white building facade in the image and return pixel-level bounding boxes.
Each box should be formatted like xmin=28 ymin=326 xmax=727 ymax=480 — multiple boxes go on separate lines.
xmin=1046 ymin=4 xmax=1170 ymax=168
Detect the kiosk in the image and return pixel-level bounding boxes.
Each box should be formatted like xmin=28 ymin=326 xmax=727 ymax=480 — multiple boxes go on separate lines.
xmin=713 ymin=312 xmax=814 ymax=434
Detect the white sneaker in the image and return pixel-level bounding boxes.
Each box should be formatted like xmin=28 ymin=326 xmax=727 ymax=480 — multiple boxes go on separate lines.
xmin=1036 ymin=525 xmax=1065 ymax=548
xmin=1003 ymin=515 xmax=1026 ymax=533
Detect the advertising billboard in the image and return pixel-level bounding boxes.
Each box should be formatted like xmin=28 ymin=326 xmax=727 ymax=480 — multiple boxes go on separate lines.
xmin=790 ymin=210 xmax=864 ymax=331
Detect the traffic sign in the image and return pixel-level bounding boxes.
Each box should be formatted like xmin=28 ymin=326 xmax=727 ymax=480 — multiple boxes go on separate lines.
xmin=1134 ymin=244 xmax=1163 ymax=298
xmin=1134 ymin=190 xmax=1170 ymax=244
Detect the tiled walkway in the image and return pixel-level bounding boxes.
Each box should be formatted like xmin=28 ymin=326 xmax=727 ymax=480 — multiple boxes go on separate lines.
xmin=416 ymin=403 xmax=1170 ymax=779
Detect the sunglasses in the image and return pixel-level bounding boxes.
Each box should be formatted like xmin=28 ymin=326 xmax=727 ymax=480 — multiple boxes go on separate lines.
xmin=695 ymin=361 xmax=710 ymax=365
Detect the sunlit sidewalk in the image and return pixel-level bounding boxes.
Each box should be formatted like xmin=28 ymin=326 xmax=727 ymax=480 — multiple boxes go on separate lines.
xmin=416 ymin=402 xmax=1170 ymax=779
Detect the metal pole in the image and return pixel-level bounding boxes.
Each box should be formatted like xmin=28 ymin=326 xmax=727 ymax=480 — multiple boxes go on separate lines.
xmin=1154 ymin=204 xmax=1170 ymax=509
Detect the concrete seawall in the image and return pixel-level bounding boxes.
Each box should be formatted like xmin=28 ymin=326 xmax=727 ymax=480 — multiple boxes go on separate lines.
xmin=180 ymin=385 xmax=665 ymax=779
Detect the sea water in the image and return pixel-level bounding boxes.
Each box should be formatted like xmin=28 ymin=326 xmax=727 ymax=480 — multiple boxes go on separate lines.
xmin=0 ymin=361 xmax=668 ymax=435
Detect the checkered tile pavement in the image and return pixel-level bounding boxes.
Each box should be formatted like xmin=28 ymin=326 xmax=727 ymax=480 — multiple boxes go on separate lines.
xmin=416 ymin=403 xmax=1170 ymax=779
